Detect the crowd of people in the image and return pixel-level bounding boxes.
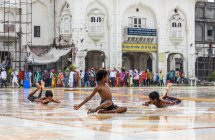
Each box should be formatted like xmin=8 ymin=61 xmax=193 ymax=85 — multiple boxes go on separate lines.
xmin=0 ymin=67 xmax=187 ymax=88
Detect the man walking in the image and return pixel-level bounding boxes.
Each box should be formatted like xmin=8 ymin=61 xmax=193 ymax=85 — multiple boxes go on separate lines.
xmin=11 ymin=69 xmax=19 ymax=88
xmin=1 ymin=68 xmax=7 ymax=88
xmin=109 ymin=69 xmax=116 ymax=87
xmin=69 ymin=69 xmax=75 ymax=88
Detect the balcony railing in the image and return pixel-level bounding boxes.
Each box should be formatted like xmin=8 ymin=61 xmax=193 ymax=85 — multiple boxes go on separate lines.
xmin=196 ymin=47 xmax=215 ymax=57
xmin=88 ymin=26 xmax=104 ymax=41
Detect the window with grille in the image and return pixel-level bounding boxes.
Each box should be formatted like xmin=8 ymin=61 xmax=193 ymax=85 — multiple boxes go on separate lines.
xmin=91 ymin=17 xmax=96 ymax=22
xmin=89 ymin=16 xmax=103 ymax=33
xmin=130 ymin=17 xmax=146 ymax=28
xmin=171 ymin=22 xmax=183 ymax=38
xmin=97 ymin=17 xmax=101 ymax=22
xmin=34 ymin=26 xmax=40 ymax=37
xmin=208 ymin=30 xmax=213 ymax=36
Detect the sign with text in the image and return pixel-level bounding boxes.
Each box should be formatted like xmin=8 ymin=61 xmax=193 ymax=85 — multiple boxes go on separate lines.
xmin=122 ymin=43 xmax=158 ymax=52
xmin=124 ymin=36 xmax=157 ymax=44
xmin=127 ymin=28 xmax=157 ymax=36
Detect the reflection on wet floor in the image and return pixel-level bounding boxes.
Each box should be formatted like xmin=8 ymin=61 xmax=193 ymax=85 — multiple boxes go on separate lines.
xmin=0 ymin=87 xmax=215 ymax=140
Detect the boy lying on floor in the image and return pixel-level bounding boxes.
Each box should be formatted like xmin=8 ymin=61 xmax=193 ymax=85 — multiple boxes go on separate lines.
xmin=74 ymin=70 xmax=127 ymax=114
xmin=28 ymin=81 xmax=60 ymax=104
xmin=143 ymin=83 xmax=181 ymax=108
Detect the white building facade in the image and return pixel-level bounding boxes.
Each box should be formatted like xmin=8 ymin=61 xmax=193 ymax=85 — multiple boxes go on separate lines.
xmin=29 ymin=0 xmax=200 ymax=78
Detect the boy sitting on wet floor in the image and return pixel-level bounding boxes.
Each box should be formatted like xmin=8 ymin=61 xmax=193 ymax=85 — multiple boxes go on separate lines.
xmin=143 ymin=83 xmax=181 ymax=108
xmin=74 ymin=70 xmax=127 ymax=114
xmin=28 ymin=81 xmax=60 ymax=104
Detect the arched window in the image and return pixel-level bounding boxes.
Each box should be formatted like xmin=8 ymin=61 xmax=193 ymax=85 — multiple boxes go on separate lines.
xmin=130 ymin=17 xmax=146 ymax=28
xmin=89 ymin=12 xmax=104 ymax=34
xmin=171 ymin=20 xmax=183 ymax=38
xmin=195 ymin=24 xmax=203 ymax=41
xmin=171 ymin=22 xmax=177 ymax=38
xmin=97 ymin=17 xmax=101 ymax=22
xmin=169 ymin=10 xmax=185 ymax=43
xmin=63 ymin=18 xmax=70 ymax=33
xmin=172 ymin=22 xmax=177 ymax=27
xmin=60 ymin=15 xmax=71 ymax=34
xmin=91 ymin=17 xmax=96 ymax=22
xmin=88 ymin=9 xmax=105 ymax=40
xmin=177 ymin=22 xmax=182 ymax=38
xmin=195 ymin=7 xmax=204 ymax=18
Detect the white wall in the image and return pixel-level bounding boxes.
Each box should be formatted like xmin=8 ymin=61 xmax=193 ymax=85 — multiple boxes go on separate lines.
xmin=32 ymin=0 xmax=52 ymax=46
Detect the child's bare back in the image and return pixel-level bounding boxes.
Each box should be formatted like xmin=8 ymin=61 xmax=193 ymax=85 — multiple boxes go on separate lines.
xmin=143 ymin=83 xmax=181 ymax=108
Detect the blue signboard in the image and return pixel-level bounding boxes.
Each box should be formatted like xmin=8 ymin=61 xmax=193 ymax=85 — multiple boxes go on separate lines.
xmin=127 ymin=28 xmax=157 ymax=36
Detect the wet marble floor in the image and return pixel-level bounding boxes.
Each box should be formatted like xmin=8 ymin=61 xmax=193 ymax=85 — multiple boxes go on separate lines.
xmin=0 ymin=86 xmax=215 ymax=140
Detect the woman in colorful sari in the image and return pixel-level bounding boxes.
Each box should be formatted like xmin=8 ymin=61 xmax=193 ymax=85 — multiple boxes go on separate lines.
xmin=57 ymin=71 xmax=64 ymax=87
xmin=120 ymin=69 xmax=125 ymax=87
xmin=51 ymin=77 xmax=55 ymax=88
xmin=116 ymin=71 xmax=120 ymax=87
xmin=75 ymin=71 xmax=80 ymax=87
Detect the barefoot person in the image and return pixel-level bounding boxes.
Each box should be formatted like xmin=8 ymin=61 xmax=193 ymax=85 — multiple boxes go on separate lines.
xmin=74 ymin=70 xmax=127 ymax=114
xmin=143 ymin=83 xmax=181 ymax=108
xmin=28 ymin=81 xmax=60 ymax=104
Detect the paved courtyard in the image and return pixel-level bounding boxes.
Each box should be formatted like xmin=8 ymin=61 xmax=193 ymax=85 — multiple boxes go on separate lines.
xmin=0 ymin=86 xmax=215 ymax=140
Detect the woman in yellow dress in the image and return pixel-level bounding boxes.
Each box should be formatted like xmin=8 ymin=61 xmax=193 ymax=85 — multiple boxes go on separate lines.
xmin=52 ymin=74 xmax=56 ymax=88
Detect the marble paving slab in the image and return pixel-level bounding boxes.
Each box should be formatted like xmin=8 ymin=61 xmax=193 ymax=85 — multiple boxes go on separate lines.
xmin=0 ymin=87 xmax=215 ymax=140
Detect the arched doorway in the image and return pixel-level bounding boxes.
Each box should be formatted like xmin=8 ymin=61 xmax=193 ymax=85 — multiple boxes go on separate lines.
xmin=122 ymin=53 xmax=134 ymax=70
xmin=122 ymin=52 xmax=152 ymax=70
xmin=167 ymin=53 xmax=184 ymax=72
xmin=85 ymin=51 xmax=105 ymax=69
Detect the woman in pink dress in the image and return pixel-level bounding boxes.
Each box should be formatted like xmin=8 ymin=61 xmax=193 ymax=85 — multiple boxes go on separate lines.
xmin=120 ymin=69 xmax=126 ymax=87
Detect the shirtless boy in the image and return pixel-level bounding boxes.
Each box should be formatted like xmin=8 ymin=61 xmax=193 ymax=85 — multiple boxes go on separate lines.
xmin=74 ymin=70 xmax=127 ymax=114
xmin=143 ymin=83 xmax=181 ymax=108
xmin=28 ymin=81 xmax=60 ymax=104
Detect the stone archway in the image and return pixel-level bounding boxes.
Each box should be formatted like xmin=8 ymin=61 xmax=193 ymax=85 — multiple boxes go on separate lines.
xmin=85 ymin=50 xmax=105 ymax=69
xmin=167 ymin=53 xmax=184 ymax=72
xmin=122 ymin=52 xmax=152 ymax=70
xmin=122 ymin=53 xmax=134 ymax=70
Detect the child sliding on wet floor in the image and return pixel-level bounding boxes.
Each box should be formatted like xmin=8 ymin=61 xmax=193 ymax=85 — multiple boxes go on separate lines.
xmin=74 ymin=70 xmax=127 ymax=114
xmin=28 ymin=81 xmax=60 ymax=104
xmin=143 ymin=83 xmax=181 ymax=108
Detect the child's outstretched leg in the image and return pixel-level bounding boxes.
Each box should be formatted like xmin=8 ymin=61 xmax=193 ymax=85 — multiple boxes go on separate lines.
xmin=87 ymin=100 xmax=113 ymax=114
xmin=164 ymin=96 xmax=181 ymax=105
xmin=41 ymin=80 xmax=45 ymax=90
xmin=29 ymin=83 xmax=41 ymax=96
xmin=28 ymin=81 xmax=45 ymax=102
xmin=87 ymin=100 xmax=127 ymax=114
xmin=163 ymin=83 xmax=172 ymax=97
xmin=37 ymin=80 xmax=45 ymax=98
